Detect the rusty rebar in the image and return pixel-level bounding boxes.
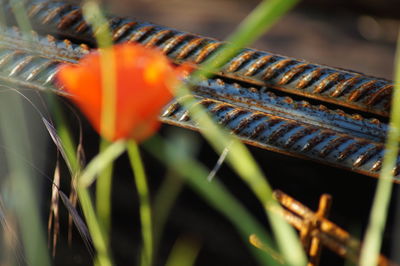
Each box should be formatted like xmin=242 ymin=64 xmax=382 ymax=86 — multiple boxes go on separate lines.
xmin=161 ymin=96 xmax=392 ymax=178
xmin=0 ymin=27 xmax=86 ymax=91
xmin=1 ymin=2 xmax=398 ymax=265
xmin=1 ymin=26 xmax=389 ymax=141
xmin=0 ymin=27 xmax=398 ymax=179
xmin=6 ymin=0 xmax=394 ymax=117
xmin=273 ymin=190 xmax=394 ymax=266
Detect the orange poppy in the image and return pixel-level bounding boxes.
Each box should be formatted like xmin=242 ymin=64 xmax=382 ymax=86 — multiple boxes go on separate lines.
xmin=56 ymin=43 xmax=189 ymax=142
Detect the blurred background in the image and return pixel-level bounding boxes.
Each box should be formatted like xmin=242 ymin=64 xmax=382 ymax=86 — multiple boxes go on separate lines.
xmin=50 ymin=0 xmax=400 ymax=265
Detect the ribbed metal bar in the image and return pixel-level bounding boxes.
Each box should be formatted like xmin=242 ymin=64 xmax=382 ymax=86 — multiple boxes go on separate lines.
xmin=8 ymin=0 xmax=394 ymax=117
xmin=0 ymin=27 xmax=90 ymax=62
xmin=0 ymin=28 xmax=397 ymax=179
xmin=0 ymin=27 xmax=86 ymax=91
xmin=1 ymin=29 xmax=388 ymax=144
xmin=193 ymin=79 xmax=387 ymax=143
xmin=160 ymin=96 xmax=392 ymax=178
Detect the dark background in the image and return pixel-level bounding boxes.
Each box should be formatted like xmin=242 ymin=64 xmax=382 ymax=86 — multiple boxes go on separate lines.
xmin=50 ymin=0 xmax=400 ymax=265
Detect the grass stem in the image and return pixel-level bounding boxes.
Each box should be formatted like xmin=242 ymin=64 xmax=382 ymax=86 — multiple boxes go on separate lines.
xmin=77 ymin=187 xmax=112 ymax=266
xmin=359 ymin=30 xmax=400 ymax=266
xmin=127 ymin=141 xmax=153 ymax=266
xmin=175 ymin=0 xmax=305 ymax=263
xmin=144 ymin=135 xmax=283 ymax=265
xmin=96 ymin=138 xmax=115 ymax=244
xmin=82 ymin=0 xmax=117 ymax=141
xmin=79 ymin=140 xmax=126 ymax=188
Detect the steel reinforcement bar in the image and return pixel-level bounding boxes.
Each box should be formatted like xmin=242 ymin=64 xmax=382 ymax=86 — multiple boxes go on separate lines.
xmin=3 ymin=0 xmax=394 ymax=117
xmin=0 ymin=27 xmax=397 ymax=179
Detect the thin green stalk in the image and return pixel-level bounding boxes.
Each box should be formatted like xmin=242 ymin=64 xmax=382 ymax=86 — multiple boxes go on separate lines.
xmin=178 ymin=72 xmax=303 ymax=265
xmin=127 ymin=141 xmax=153 ymax=266
xmin=174 ymin=0 xmax=305 ymax=264
xmin=82 ymin=1 xmax=117 ymax=248
xmin=359 ymin=31 xmax=400 ymax=266
xmin=144 ymin=136 xmax=283 ymax=266
xmin=78 ymin=188 xmax=111 ymax=266
xmin=193 ymin=0 xmax=299 ymax=78
xmin=79 ymin=140 xmax=127 ymax=188
xmin=96 ymin=139 xmax=114 ymax=242
xmin=82 ymin=1 xmax=116 ymax=139
xmin=165 ymin=236 xmax=201 ymax=266
xmin=96 ymin=138 xmax=114 ymax=240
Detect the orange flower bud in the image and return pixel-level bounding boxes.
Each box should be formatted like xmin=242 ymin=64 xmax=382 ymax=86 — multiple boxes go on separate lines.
xmin=56 ymin=43 xmax=187 ymax=142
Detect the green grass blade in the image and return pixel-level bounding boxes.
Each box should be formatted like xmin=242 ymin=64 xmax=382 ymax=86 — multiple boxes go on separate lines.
xmin=165 ymin=236 xmax=201 ymax=266
xmin=359 ymin=31 xmax=400 ymax=266
xmin=82 ymin=0 xmax=118 ymax=248
xmin=152 ymin=130 xmax=198 ymax=258
xmin=77 ymin=188 xmax=111 ymax=266
xmin=173 ymin=0 xmax=305 ymax=263
xmin=96 ymin=139 xmax=114 ymax=242
xmin=175 ymin=89 xmax=304 ymax=264
xmin=79 ymin=140 xmax=126 ymax=188
xmin=127 ymin=141 xmax=153 ymax=266
xmin=197 ymin=0 xmax=300 ymax=76
xmin=82 ymin=1 xmax=116 ymax=138
xmin=144 ymin=135 xmax=284 ymax=266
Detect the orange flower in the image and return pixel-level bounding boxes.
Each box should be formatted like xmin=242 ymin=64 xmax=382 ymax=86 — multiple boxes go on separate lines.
xmin=56 ymin=43 xmax=189 ymax=142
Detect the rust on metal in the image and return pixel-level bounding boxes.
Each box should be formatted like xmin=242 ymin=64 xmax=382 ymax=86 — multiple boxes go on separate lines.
xmin=161 ymin=91 xmax=392 ymax=178
xmin=7 ymin=0 xmax=394 ymax=117
xmin=2 ymin=1 xmax=398 ymax=179
xmin=272 ymin=190 xmax=394 ymax=266
xmin=1 ymin=1 xmax=399 ymax=264
xmin=0 ymin=27 xmax=399 ymax=179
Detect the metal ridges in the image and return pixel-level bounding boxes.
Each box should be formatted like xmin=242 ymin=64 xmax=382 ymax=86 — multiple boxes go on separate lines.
xmin=193 ymin=78 xmax=387 ymax=143
xmin=0 ymin=27 xmax=87 ymax=91
xmin=0 ymin=30 xmax=396 ymax=179
xmin=161 ymin=95 xmax=393 ymax=179
xmin=12 ymin=0 xmax=395 ymax=117
xmin=0 ymin=26 xmax=90 ymax=63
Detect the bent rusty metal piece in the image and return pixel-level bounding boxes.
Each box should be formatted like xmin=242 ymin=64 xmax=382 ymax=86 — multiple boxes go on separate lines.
xmin=5 ymin=0 xmax=394 ymax=117
xmin=272 ymin=190 xmax=394 ymax=266
xmin=0 ymin=27 xmax=398 ymax=179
